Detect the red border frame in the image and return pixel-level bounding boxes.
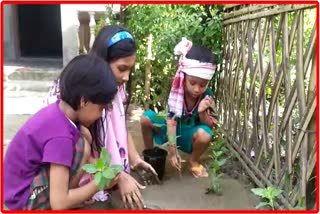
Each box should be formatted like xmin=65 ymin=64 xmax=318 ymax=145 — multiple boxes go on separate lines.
xmin=0 ymin=1 xmax=319 ymax=213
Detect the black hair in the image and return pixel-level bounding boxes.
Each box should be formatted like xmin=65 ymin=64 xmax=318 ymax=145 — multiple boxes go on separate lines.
xmin=90 ymin=26 xmax=136 ymax=109
xmin=185 ymin=45 xmax=217 ymax=65
xmin=59 ymin=55 xmax=117 ymax=109
xmin=59 ymin=54 xmax=117 ymax=154
xmin=89 ymin=25 xmax=137 ymax=63
xmin=88 ymin=25 xmax=137 ymax=154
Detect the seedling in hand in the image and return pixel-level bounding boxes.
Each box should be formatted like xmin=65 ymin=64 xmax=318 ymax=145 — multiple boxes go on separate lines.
xmin=82 ymin=149 xmax=124 ymax=190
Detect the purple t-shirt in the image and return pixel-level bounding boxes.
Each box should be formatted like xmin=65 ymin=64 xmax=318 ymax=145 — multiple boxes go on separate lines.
xmin=4 ymin=101 xmax=80 ymax=210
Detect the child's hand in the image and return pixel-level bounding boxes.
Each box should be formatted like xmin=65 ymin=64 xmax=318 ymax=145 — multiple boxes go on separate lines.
xmin=104 ymin=173 xmax=120 ymax=190
xmin=168 ymin=145 xmax=182 ymax=171
xmin=198 ymin=95 xmax=214 ymax=113
xmin=118 ymin=172 xmax=145 ymax=209
xmin=131 ymin=158 xmax=161 ymax=184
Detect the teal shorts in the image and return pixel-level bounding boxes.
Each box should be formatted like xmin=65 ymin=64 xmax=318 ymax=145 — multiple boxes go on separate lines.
xmin=143 ymin=110 xmax=213 ymax=154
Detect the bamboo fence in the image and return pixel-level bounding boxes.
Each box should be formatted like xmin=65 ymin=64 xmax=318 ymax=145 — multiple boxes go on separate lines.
xmin=218 ymin=4 xmax=317 ymax=209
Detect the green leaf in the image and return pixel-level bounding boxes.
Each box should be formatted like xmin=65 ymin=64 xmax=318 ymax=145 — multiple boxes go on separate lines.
xmin=98 ymin=176 xmax=107 ymax=191
xmin=216 ymin=173 xmax=223 ymax=179
xmin=218 ymin=159 xmax=227 ymax=167
xmin=82 ymin=163 xmax=97 ymax=174
xmin=104 ymin=177 xmax=111 ymax=188
xmin=255 ymin=202 xmax=270 ymax=209
xmin=110 ymin=164 xmax=124 ymax=175
xmin=94 ymin=172 xmax=102 ymax=186
xmin=251 ymin=188 xmax=268 ymax=198
xmin=153 ymin=123 xmax=166 ymax=128
xmin=100 ymin=150 xmax=111 ymax=165
xmin=213 ymin=160 xmax=220 ymax=170
xmin=267 ymin=187 xmax=282 ymax=198
xmin=215 ymin=151 xmax=224 ymax=158
xmin=95 ymin=159 xmax=104 ymax=170
xmin=298 ymin=197 xmax=305 ymax=207
xmin=155 ymin=115 xmax=166 ymax=120
xmin=102 ymin=167 xmax=115 ymax=179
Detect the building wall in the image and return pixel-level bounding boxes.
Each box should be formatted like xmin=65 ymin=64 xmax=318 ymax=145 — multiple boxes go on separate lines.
xmin=4 ymin=5 xmax=17 ymax=60
xmin=4 ymin=4 xmax=111 ymax=64
xmin=60 ymin=4 xmax=109 ymax=66
xmin=60 ymin=5 xmax=79 ymax=66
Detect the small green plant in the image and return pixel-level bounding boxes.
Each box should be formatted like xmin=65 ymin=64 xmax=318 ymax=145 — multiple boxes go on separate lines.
xmin=290 ymin=197 xmax=305 ymax=210
xmin=82 ymin=150 xmax=124 ymax=190
xmin=206 ymin=126 xmax=228 ymax=195
xmin=153 ymin=110 xmax=181 ymax=147
xmin=251 ymin=186 xmax=283 ymax=210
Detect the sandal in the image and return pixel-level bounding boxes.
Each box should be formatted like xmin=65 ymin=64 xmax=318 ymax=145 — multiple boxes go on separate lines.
xmin=190 ymin=164 xmax=209 ymax=178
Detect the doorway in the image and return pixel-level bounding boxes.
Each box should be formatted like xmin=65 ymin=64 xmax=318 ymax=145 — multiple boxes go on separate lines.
xmin=17 ymin=5 xmax=62 ymax=57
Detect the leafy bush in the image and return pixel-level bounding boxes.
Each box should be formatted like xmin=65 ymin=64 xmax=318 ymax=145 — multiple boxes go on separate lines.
xmin=103 ymin=4 xmax=223 ymax=111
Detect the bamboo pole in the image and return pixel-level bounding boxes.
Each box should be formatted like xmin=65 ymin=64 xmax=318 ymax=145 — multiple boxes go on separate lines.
xmin=254 ymin=18 xmax=268 ymax=167
xmin=239 ymin=21 xmax=249 ymax=150
xmin=290 ymin=150 xmax=315 ymax=205
xmin=281 ymin=12 xmax=294 ymax=194
xmin=222 ymin=26 xmax=230 ymax=127
xmin=261 ymin=15 xmax=287 ymax=180
xmin=276 ymin=20 xmax=313 ymax=131
xmin=223 ymin=4 xmax=274 ymax=20
xmin=232 ymin=25 xmax=242 ymax=142
xmin=277 ymin=25 xmax=316 ymax=190
xmin=225 ymin=24 xmax=233 ymax=132
xmin=224 ymin=4 xmax=241 ymax=10
xmin=227 ymin=24 xmax=237 ymax=135
xmin=245 ymin=19 xmax=259 ymax=157
xmin=256 ymin=14 xmax=285 ymax=124
xmin=282 ymin=12 xmax=292 ymax=174
xmin=292 ymin=96 xmax=316 ymax=161
xmin=296 ymin=11 xmax=307 ymax=206
xmin=306 ymin=56 xmax=316 ymax=158
xmin=269 ymin=17 xmax=281 ymax=182
xmin=223 ymin=4 xmax=315 ymax=25
xmin=144 ymin=34 xmax=153 ymax=110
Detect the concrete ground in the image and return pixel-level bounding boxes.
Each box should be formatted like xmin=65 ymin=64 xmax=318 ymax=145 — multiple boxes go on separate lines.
xmin=2 ymin=60 xmax=260 ymax=210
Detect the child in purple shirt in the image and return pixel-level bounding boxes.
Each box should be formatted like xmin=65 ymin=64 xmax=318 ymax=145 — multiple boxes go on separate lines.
xmin=4 ymin=55 xmax=119 ymax=210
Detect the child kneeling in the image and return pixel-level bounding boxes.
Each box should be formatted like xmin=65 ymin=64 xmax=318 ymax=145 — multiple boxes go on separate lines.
xmin=141 ymin=38 xmax=217 ymax=178
xmin=4 ymin=55 xmax=119 ymax=210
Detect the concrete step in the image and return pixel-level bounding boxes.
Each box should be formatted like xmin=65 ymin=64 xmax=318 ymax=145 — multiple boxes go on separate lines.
xmin=4 ymin=59 xmax=62 ymax=81
xmin=4 ymin=80 xmax=54 ymax=93
xmin=5 ymin=69 xmax=60 ymax=81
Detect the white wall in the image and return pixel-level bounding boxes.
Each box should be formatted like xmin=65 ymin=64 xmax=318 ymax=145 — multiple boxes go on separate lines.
xmin=60 ymin=5 xmax=80 ymax=66
xmin=60 ymin=4 xmax=109 ymax=66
